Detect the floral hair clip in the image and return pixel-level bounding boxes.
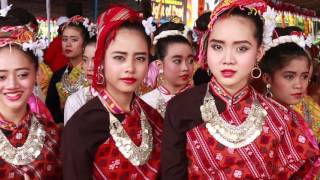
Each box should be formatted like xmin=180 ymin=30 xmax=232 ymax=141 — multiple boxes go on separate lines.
xmin=264 ymin=31 xmax=313 ymax=51
xmin=0 ymin=4 xmax=12 ymax=17
xmin=62 ymin=15 xmax=96 ymax=38
xmin=142 ymin=16 xmax=156 ymax=36
xmin=22 ymin=38 xmax=49 ymax=62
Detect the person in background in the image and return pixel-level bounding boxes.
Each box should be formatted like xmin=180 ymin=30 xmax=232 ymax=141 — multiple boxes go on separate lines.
xmin=45 ymin=15 xmax=90 ymax=123
xmin=161 ymin=0 xmax=319 ymax=179
xmin=64 ymin=36 xmax=96 ymax=125
xmin=43 ymin=16 xmax=69 ymax=73
xmin=141 ymin=22 xmax=194 ymax=117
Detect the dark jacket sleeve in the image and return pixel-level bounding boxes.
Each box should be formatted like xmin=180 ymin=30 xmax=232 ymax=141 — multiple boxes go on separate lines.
xmin=45 ymin=67 xmax=66 ymax=123
xmin=62 ymin=115 xmax=93 ymax=180
xmin=161 ymin=101 xmax=188 ymax=179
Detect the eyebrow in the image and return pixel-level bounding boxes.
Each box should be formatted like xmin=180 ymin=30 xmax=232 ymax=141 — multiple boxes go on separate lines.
xmin=209 ymin=39 xmax=252 ymax=45
xmin=0 ymin=67 xmax=30 ymax=72
xmin=111 ymin=51 xmax=147 ymax=56
xmin=62 ymin=35 xmax=79 ymax=38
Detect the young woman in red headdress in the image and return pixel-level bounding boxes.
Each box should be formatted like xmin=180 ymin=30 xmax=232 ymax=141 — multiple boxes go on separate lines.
xmin=62 ymin=5 xmax=163 ymax=180
xmin=161 ymin=0 xmax=319 ymax=179
xmin=0 ymin=14 xmax=61 ymax=179
xmin=45 ymin=15 xmax=90 ymax=123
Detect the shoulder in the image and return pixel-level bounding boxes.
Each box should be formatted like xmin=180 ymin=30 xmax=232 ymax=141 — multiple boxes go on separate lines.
xmin=64 ymin=97 xmax=109 ymax=137
xmin=140 ymin=89 xmax=159 ymax=108
xmin=167 ymin=84 xmax=207 ymax=114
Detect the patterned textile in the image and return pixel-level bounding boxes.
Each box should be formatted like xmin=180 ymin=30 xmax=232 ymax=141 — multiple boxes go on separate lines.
xmin=0 ymin=25 xmax=34 ymax=48
xmin=38 ymin=62 xmax=53 ymax=100
xmin=0 ymin=111 xmax=61 ymax=179
xmin=56 ymin=63 xmax=85 ymax=109
xmin=186 ymin=78 xmax=319 ymax=179
xmin=294 ymin=95 xmax=320 ymax=143
xmin=28 ymin=93 xmax=53 ymax=122
xmin=93 ymin=98 xmax=163 ymax=179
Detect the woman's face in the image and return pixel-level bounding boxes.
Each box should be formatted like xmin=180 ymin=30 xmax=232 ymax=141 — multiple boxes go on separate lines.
xmin=0 ymin=47 xmax=36 ymax=113
xmin=161 ymin=42 xmax=194 ymax=89
xmin=267 ymin=57 xmax=310 ymax=105
xmin=83 ymin=43 xmax=96 ymax=84
xmin=207 ymin=16 xmax=263 ymax=95
xmin=62 ymin=26 xmax=85 ymax=60
xmin=104 ymin=28 xmax=149 ymax=96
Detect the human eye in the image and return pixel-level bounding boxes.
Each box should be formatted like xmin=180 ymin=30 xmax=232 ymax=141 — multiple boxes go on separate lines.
xmin=173 ymin=59 xmax=182 ymax=64
xmin=62 ymin=37 xmax=68 ymax=42
xmin=284 ymin=74 xmax=294 ymax=80
xmin=0 ymin=75 xmax=6 ymax=81
xmin=211 ymin=44 xmax=222 ymax=51
xmin=301 ymin=74 xmax=309 ymax=80
xmin=236 ymin=46 xmax=249 ymax=53
xmin=71 ymin=38 xmax=78 ymax=42
xmin=136 ymin=55 xmax=147 ymax=62
xmin=113 ymin=56 xmax=125 ymax=62
xmin=187 ymin=57 xmax=194 ymax=64
xmin=17 ymin=72 xmax=29 ymax=79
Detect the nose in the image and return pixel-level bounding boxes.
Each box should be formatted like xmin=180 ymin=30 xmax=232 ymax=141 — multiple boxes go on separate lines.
xmin=293 ymin=77 xmax=303 ymax=89
xmin=181 ymin=60 xmax=189 ymax=72
xmin=87 ymin=59 xmax=94 ymax=71
xmin=125 ymin=58 xmax=135 ymax=73
xmin=6 ymin=75 xmax=18 ymax=89
xmin=222 ymin=48 xmax=235 ymax=65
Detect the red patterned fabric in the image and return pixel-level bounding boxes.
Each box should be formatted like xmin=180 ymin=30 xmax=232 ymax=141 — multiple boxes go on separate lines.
xmin=185 ymin=78 xmax=319 ymax=179
xmin=0 ymin=25 xmax=34 ymax=48
xmin=92 ymin=5 xmax=141 ymax=90
xmin=93 ymin=98 xmax=163 ymax=179
xmin=0 ymin=111 xmax=62 ymax=179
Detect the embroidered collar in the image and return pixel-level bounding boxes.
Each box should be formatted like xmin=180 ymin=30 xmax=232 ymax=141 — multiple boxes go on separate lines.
xmin=0 ymin=110 xmax=31 ymax=131
xmin=157 ymin=84 xmax=191 ymax=95
xmin=98 ymin=88 xmax=139 ymax=116
xmin=209 ymin=77 xmax=251 ymax=105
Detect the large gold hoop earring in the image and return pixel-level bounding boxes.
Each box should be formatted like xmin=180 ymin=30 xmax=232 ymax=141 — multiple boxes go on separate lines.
xmin=251 ymin=63 xmax=261 ymax=79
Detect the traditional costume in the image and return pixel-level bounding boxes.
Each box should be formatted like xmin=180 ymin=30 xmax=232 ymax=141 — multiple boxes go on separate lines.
xmin=64 ymin=86 xmax=95 ymax=125
xmin=161 ymin=0 xmax=319 ymax=179
xmin=62 ymin=6 xmax=163 ymax=180
xmin=141 ymin=84 xmax=191 ymax=117
xmin=0 ymin=16 xmax=62 ymax=179
xmin=294 ymin=95 xmax=320 ymax=143
xmin=45 ymin=16 xmax=89 ymax=123
xmin=162 ymin=78 xmax=319 ymax=179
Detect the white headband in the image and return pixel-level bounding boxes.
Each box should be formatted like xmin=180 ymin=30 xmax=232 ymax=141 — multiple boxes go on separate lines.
xmin=153 ymin=30 xmax=185 ymax=45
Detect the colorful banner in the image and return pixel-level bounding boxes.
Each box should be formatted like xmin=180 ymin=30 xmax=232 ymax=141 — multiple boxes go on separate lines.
xmin=152 ymin=0 xmax=185 ymax=23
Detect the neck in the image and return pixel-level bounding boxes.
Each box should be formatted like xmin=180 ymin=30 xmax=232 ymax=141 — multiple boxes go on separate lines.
xmin=0 ymin=105 xmax=27 ymax=125
xmin=161 ymin=81 xmax=186 ymax=94
xmin=69 ymin=55 xmax=82 ymax=67
xmin=106 ymin=87 xmax=134 ymax=113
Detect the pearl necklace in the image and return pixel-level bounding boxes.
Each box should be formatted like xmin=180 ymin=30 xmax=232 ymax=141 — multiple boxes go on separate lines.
xmin=98 ymin=95 xmax=153 ymax=166
xmin=200 ymin=85 xmax=267 ymax=148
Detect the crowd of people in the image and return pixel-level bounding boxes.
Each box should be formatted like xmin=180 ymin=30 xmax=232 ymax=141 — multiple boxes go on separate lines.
xmin=0 ymin=0 xmax=320 ymax=179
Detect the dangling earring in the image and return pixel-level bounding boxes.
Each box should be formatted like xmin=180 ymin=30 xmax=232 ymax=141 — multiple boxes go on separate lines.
xmin=207 ymin=68 xmax=211 ymax=76
xmin=265 ymin=83 xmax=273 ymax=98
xmin=97 ymin=65 xmax=105 ymax=85
xmin=251 ymin=63 xmax=261 ymax=79
xmin=157 ymin=69 xmax=164 ymax=85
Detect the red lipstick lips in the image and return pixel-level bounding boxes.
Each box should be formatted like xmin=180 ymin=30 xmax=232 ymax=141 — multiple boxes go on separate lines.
xmin=221 ymin=69 xmax=236 ymax=78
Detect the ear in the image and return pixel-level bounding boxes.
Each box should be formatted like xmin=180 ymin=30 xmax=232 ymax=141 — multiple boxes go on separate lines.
xmin=262 ymin=73 xmax=272 ymax=84
xmin=155 ymin=60 xmax=163 ymax=71
xmin=256 ymin=46 xmax=265 ymax=63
